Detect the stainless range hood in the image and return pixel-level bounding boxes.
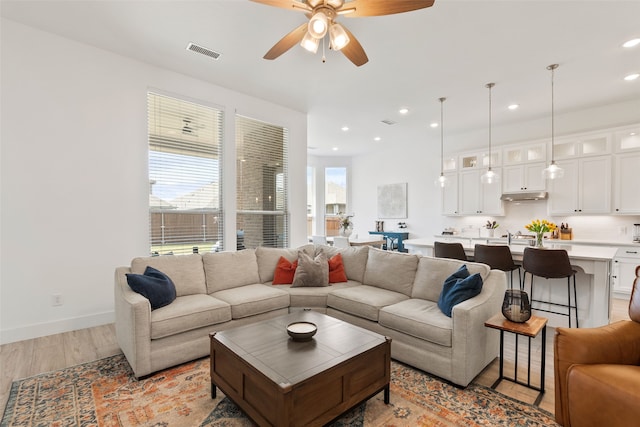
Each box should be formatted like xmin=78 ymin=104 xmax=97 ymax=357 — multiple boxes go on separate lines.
xmin=500 ymin=191 xmax=548 ymax=202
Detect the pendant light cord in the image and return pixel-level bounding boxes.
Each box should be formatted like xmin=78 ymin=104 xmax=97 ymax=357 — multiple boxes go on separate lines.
xmin=439 ymin=97 xmax=445 ymax=175
xmin=486 ymin=83 xmax=495 ymax=169
xmin=547 ymin=64 xmax=559 ymax=162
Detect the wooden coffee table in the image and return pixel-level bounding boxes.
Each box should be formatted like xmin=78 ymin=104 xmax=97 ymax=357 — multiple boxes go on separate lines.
xmin=210 ymin=311 xmax=391 ymax=426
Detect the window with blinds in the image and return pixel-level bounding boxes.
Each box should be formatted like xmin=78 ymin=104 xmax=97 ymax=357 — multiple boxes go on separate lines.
xmin=236 ymin=115 xmax=289 ymax=249
xmin=148 ymin=92 xmax=223 ymax=255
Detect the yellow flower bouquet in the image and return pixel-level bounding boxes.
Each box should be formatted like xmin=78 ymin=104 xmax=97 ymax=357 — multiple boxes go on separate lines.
xmin=525 ymin=219 xmax=557 ymax=247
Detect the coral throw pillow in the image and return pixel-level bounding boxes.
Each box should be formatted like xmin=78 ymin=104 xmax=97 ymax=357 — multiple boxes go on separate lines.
xmin=272 ymin=256 xmax=298 ymax=285
xmin=328 ymin=253 xmax=348 ymax=283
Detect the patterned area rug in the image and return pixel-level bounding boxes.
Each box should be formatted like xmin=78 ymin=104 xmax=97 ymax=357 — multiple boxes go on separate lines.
xmin=1 ymin=354 xmax=558 ymax=426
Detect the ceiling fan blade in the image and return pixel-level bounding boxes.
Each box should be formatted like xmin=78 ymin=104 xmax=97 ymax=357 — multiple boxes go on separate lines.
xmin=340 ymin=27 xmax=368 ymax=67
xmin=250 ymin=0 xmax=312 ymax=13
xmin=339 ymin=0 xmax=435 ymax=17
xmin=263 ymin=23 xmax=308 ymax=60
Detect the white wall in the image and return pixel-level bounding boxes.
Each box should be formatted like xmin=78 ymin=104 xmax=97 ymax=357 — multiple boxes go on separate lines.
xmin=0 ymin=19 xmax=307 ymax=344
xmin=352 ymin=100 xmax=640 ymax=243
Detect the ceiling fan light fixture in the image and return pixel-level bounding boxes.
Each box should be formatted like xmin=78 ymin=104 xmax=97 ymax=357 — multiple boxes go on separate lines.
xmin=300 ymin=31 xmax=320 ymax=53
xmin=308 ymin=10 xmax=329 ymax=38
xmin=329 ymin=23 xmax=350 ymax=51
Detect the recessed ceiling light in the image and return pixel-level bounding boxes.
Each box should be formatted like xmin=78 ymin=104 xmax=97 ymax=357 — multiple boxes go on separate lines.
xmin=623 ymin=38 xmax=640 ymax=48
xmin=341 ymin=126 xmax=349 ymax=131
xmin=624 ymin=73 xmax=639 ymax=81
xmin=374 ymin=137 xmax=381 ymax=141
xmin=630 ymin=132 xmax=637 ymax=136
xmin=332 ymin=147 xmax=339 ymax=151
xmin=508 ymin=104 xmax=519 ymax=110
xmin=399 ymin=108 xmax=409 ymax=115
xmin=430 ymin=122 xmax=439 ymax=128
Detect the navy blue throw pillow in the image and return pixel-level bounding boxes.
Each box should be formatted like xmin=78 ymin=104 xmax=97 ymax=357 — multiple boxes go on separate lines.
xmin=437 ymin=265 xmax=483 ymax=317
xmin=126 ymin=266 xmax=176 ymax=310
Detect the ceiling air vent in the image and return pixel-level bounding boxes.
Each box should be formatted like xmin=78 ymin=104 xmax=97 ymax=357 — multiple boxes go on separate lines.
xmin=186 ymin=42 xmax=221 ymax=60
xmin=381 ymin=119 xmax=397 ymax=125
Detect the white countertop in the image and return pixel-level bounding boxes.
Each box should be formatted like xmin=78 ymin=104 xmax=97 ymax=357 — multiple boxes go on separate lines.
xmin=430 ymin=234 xmax=640 ymax=248
xmin=404 ymin=238 xmax=618 ymax=261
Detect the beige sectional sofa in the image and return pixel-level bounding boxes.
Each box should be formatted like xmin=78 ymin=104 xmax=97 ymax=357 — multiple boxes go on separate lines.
xmin=114 ymin=244 xmax=506 ymax=386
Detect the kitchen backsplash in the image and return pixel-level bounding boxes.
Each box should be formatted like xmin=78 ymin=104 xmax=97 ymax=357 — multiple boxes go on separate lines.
xmin=442 ymin=201 xmax=640 ymax=243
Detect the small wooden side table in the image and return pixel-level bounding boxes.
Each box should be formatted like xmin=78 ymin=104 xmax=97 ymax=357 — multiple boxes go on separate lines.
xmin=484 ymin=314 xmax=548 ymax=406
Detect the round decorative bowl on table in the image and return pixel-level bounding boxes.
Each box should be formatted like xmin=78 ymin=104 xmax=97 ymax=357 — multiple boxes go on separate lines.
xmin=286 ymin=322 xmax=317 ymax=341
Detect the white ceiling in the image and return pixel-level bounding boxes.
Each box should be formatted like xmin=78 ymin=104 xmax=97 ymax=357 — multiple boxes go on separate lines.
xmin=2 ymin=0 xmax=639 ymax=156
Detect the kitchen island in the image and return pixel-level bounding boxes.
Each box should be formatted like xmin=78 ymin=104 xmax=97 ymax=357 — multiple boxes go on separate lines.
xmin=403 ymin=238 xmax=618 ymax=328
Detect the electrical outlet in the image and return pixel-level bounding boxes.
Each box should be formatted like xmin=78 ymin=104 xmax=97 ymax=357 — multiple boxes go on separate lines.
xmin=52 ymin=294 xmax=63 ymax=306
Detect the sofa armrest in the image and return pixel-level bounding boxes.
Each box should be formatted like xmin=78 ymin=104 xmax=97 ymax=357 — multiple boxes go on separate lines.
xmin=554 ymin=320 xmax=640 ymax=426
xmin=114 ymin=266 xmax=152 ymax=378
xmin=450 ymin=269 xmax=507 ymax=386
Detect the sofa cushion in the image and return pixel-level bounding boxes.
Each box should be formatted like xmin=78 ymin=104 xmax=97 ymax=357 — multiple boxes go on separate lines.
xmin=327 ymin=285 xmax=409 ymax=321
xmin=203 ymin=249 xmax=260 ymax=293
xmin=317 ymin=245 xmax=369 ymax=282
xmin=256 ymin=245 xmax=315 ymax=283
xmin=437 ymin=265 xmax=483 ymax=317
xmin=292 ymin=251 xmax=329 ymax=287
xmin=131 ymin=254 xmax=206 ymax=297
xmin=379 ymin=299 xmax=453 ymax=347
xmin=328 ymin=253 xmax=348 ymax=283
xmin=150 ymin=294 xmax=231 ymax=339
xmin=272 ymin=256 xmax=298 ymax=285
xmin=126 ymin=266 xmax=177 ymax=310
xmin=283 ymin=281 xmax=362 ymax=308
xmin=212 ymin=284 xmax=290 ymax=319
xmin=411 ymin=256 xmax=491 ymax=301
xmin=362 ymin=248 xmax=419 ymax=296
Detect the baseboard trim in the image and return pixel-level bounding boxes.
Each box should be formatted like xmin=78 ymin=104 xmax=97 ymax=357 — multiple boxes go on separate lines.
xmin=0 ymin=311 xmax=115 ymax=345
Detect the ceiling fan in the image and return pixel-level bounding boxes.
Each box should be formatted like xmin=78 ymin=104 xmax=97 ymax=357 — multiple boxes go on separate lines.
xmin=250 ymin=0 xmax=435 ymax=66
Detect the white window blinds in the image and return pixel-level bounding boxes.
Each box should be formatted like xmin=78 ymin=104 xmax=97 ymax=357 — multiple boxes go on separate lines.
xmin=236 ymin=115 xmax=289 ymax=249
xmin=148 ymin=92 xmax=223 ymax=255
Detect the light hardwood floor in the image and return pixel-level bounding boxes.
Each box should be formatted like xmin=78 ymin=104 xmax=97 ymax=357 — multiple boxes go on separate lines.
xmin=0 ymin=298 xmax=632 ymax=419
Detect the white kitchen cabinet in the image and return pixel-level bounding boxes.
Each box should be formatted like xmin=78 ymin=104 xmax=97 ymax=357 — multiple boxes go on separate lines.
xmin=547 ymin=155 xmax=611 ymax=215
xmin=554 ymin=132 xmax=612 ymax=159
xmin=503 ymin=162 xmax=546 ymax=192
xmin=503 ymin=142 xmax=547 ymax=165
xmin=612 ymin=247 xmax=640 ymax=295
xmin=458 ymin=169 xmax=504 ymax=215
xmin=440 ymin=172 xmax=459 ymax=215
xmin=613 ymin=152 xmax=640 ymax=214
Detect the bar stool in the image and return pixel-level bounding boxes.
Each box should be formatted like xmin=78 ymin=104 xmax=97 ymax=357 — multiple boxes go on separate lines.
xmin=474 ymin=244 xmax=521 ymax=289
xmin=434 ymin=242 xmax=468 ymax=261
xmin=522 ymin=247 xmax=579 ymax=328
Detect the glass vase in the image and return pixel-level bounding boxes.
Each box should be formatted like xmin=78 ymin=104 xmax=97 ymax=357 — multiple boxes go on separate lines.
xmin=339 ymin=225 xmax=353 ymax=237
xmin=502 ymin=289 xmax=532 ymax=323
xmin=536 ymin=233 xmax=544 ymax=247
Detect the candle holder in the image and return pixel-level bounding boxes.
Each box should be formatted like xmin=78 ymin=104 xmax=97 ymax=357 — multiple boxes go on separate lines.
xmin=502 ymin=289 xmax=531 ymax=323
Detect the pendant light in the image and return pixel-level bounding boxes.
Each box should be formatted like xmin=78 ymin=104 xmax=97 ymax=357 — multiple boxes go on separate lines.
xmin=481 ymin=83 xmax=500 ymax=184
xmin=543 ymin=64 xmax=564 ymax=180
xmin=435 ymin=97 xmax=450 ymax=187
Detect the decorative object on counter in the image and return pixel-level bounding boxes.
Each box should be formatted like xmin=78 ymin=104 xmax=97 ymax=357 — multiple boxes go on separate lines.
xmin=525 ymin=219 xmax=557 ymax=248
xmin=543 ymin=64 xmax=564 ymax=180
xmin=338 ymin=212 xmax=353 ymax=237
xmin=560 ymin=222 xmax=573 ymax=240
xmin=397 ymin=222 xmax=407 ymax=229
xmin=486 ymin=220 xmax=499 ymax=237
xmin=375 ymin=220 xmax=384 ymax=232
xmin=480 ymin=82 xmax=500 ymax=185
xmin=435 ymin=97 xmax=450 ymax=188
xmin=501 ymin=289 xmax=532 ymax=323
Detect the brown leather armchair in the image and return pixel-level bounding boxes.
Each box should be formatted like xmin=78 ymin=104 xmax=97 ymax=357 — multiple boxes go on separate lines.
xmin=554 ymin=266 xmax=640 ymax=426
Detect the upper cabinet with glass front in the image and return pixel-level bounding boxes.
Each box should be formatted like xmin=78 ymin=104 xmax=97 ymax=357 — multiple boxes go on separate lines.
xmin=614 ymin=125 xmax=640 ymax=153
xmin=459 ymin=150 xmax=501 ymax=170
xmin=502 ymin=142 xmax=547 ymax=165
xmin=553 ymin=131 xmax=612 ymax=159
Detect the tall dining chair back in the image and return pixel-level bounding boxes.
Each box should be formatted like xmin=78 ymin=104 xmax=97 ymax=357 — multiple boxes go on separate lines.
xmin=433 ymin=242 xmax=468 ymax=261
xmin=333 ymin=236 xmax=350 ymax=248
xmin=312 ymin=235 xmax=328 ymax=246
xmin=522 ymin=247 xmax=578 ymax=327
xmin=474 ymin=244 xmax=521 ymax=289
